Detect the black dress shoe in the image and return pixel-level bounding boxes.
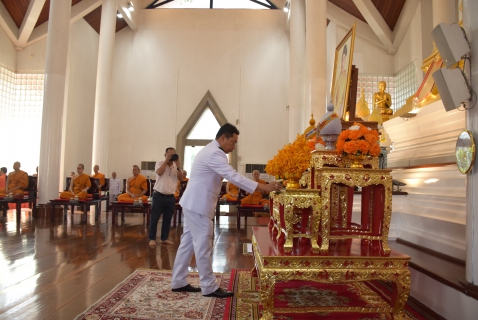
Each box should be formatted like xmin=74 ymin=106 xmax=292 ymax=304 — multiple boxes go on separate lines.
xmin=203 ymin=288 xmax=234 ymax=298
xmin=172 ymin=284 xmax=201 ymax=292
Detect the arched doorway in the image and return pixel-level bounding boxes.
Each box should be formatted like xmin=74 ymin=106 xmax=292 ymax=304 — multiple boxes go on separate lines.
xmin=176 ymin=91 xmax=238 ymax=173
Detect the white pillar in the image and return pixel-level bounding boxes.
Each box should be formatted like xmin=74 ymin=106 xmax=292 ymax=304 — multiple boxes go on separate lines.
xmin=289 ymin=0 xmax=306 ymax=142
xmin=432 ymin=0 xmax=456 ymax=27
xmin=92 ymin=0 xmax=117 ymax=174
xmin=462 ymin=0 xmax=478 ymax=285
xmin=38 ymin=0 xmax=71 ymax=204
xmin=305 ymin=0 xmax=327 ymax=125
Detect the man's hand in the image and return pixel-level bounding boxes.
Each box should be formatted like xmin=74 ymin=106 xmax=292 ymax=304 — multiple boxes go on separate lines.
xmin=256 ymin=181 xmax=284 ymax=193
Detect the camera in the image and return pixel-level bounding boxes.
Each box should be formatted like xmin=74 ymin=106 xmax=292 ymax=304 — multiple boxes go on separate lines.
xmin=170 ymin=154 xmax=179 ymax=161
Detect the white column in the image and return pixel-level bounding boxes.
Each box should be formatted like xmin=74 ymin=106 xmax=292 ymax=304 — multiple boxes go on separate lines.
xmin=289 ymin=0 xmax=306 ymax=142
xmin=432 ymin=0 xmax=456 ymax=27
xmin=92 ymin=0 xmax=117 ymax=174
xmin=462 ymin=0 xmax=478 ymax=285
xmin=305 ymin=0 xmax=327 ymax=125
xmin=38 ymin=0 xmax=71 ymax=204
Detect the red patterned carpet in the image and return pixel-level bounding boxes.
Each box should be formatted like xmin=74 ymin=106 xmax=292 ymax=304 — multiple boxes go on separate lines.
xmin=75 ymin=269 xmax=229 ymax=320
xmin=75 ymin=269 xmax=425 ymax=320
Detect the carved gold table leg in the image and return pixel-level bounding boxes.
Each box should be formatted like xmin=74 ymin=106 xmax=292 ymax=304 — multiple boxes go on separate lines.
xmin=391 ymin=270 xmax=411 ymax=319
xmin=258 ymin=271 xmax=275 ymax=320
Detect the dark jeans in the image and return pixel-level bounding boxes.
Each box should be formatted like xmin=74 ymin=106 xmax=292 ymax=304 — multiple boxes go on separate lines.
xmin=149 ymin=191 xmax=176 ymax=241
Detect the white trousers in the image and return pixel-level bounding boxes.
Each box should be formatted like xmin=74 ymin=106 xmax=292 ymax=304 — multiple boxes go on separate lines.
xmin=171 ymin=208 xmax=218 ymax=295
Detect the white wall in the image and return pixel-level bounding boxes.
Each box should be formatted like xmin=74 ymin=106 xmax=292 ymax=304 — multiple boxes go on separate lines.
xmin=335 ymin=25 xmax=393 ymax=76
xmin=108 ymin=9 xmax=290 ymax=178
xmin=16 ymin=38 xmax=46 ymax=73
xmin=0 ymin=24 xmax=16 ymax=70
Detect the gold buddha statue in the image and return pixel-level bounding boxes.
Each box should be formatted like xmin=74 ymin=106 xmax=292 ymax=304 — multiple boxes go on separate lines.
xmin=373 ymin=81 xmax=393 ymax=121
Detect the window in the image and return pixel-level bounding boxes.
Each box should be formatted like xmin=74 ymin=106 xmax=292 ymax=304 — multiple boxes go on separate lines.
xmin=148 ymin=0 xmax=278 ymax=9
xmin=187 ymin=108 xmax=220 ymax=139
xmin=357 ymin=63 xmax=417 ymax=114
xmin=184 ymin=108 xmax=221 ymax=174
xmin=0 ymin=67 xmax=44 ymax=174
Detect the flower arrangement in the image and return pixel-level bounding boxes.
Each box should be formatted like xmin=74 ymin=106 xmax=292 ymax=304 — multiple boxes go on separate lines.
xmin=336 ymin=122 xmax=381 ymax=157
xmin=307 ymin=135 xmax=325 ymax=151
xmin=266 ymin=134 xmax=311 ymax=180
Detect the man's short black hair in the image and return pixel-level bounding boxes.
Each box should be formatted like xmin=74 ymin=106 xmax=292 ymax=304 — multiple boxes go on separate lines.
xmin=165 ymin=147 xmax=176 ymax=154
xmin=215 ymin=123 xmax=240 ymax=139
xmin=0 ymin=167 xmax=6 ymax=174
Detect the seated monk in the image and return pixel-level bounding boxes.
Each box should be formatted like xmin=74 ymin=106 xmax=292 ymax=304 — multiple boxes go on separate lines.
xmin=60 ymin=163 xmax=91 ymax=200
xmin=174 ymin=170 xmax=189 ymax=198
xmin=221 ymin=181 xmax=239 ymax=201
xmin=117 ymin=165 xmax=148 ymax=203
xmin=0 ymin=162 xmax=28 ymax=197
xmin=91 ymin=165 xmax=105 ymax=191
xmin=241 ymin=170 xmax=269 ymax=205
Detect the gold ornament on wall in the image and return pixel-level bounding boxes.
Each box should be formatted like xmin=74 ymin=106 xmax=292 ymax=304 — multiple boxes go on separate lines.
xmin=355 ymin=86 xmax=370 ymax=121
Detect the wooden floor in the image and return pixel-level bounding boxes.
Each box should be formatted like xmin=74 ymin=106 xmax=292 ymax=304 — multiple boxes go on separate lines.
xmin=0 ymin=206 xmax=463 ymax=320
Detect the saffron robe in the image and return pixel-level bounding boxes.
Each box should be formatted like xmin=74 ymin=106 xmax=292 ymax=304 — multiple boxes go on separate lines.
xmin=240 ymin=179 xmax=268 ymax=205
xmin=92 ymin=172 xmax=105 ymax=191
xmin=60 ymin=174 xmax=91 ymax=199
xmin=0 ymin=170 xmax=28 ymax=197
xmin=221 ymin=182 xmax=239 ymax=201
xmin=118 ymin=174 xmax=148 ymax=202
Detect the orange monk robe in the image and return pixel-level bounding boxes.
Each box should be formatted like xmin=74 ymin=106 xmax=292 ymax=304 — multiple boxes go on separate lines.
xmin=117 ymin=174 xmax=148 ymax=203
xmin=174 ymin=178 xmax=189 ymax=198
xmin=240 ymin=179 xmax=268 ymax=205
xmin=91 ymin=172 xmax=105 ymax=191
xmin=59 ymin=174 xmax=91 ymax=199
xmin=0 ymin=175 xmax=5 ymax=191
xmin=221 ymin=182 xmax=239 ymax=201
xmin=0 ymin=170 xmax=29 ymax=197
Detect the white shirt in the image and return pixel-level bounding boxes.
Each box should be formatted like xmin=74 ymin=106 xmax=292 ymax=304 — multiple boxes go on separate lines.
xmin=109 ymin=178 xmax=121 ymax=195
xmin=153 ymin=160 xmax=178 ymax=195
xmin=180 ymin=140 xmax=257 ymax=218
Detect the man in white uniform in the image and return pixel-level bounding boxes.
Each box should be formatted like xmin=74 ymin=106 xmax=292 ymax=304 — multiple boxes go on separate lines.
xmin=171 ymin=123 xmax=283 ymax=298
xmin=108 ymin=172 xmax=121 ymax=208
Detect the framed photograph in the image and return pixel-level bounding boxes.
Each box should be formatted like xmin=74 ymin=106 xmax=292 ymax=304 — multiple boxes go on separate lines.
xmin=331 ymin=24 xmax=356 ymax=119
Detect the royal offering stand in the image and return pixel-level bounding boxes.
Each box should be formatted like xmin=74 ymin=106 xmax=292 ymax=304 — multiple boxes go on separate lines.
xmin=253 ymin=150 xmax=410 ymax=319
xmin=252 ymin=226 xmax=411 ymax=320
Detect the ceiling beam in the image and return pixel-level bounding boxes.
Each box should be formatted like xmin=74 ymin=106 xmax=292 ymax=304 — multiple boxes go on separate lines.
xmin=269 ymin=0 xmax=286 ymax=10
xmin=118 ymin=0 xmax=137 ymax=31
xmin=353 ymin=0 xmax=394 ymax=54
xmin=27 ymin=0 xmax=102 ymax=47
xmin=18 ymin=0 xmax=47 ymax=47
xmin=0 ymin=1 xmax=20 ymax=49
xmin=326 ymin=1 xmax=385 ymax=51
xmin=392 ymin=0 xmax=420 ymax=51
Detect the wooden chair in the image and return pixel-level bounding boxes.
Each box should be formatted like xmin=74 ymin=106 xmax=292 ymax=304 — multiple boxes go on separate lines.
xmin=173 ymin=180 xmax=188 ymax=227
xmin=236 ymin=187 xmax=270 ymax=229
xmin=0 ymin=176 xmax=38 ymax=220
xmin=98 ymin=178 xmax=110 ymax=212
xmin=110 ymin=178 xmax=153 ymax=224
xmin=49 ymin=177 xmax=101 ymax=223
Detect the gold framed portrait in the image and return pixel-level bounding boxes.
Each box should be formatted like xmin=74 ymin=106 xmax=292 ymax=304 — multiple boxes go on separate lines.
xmin=331 ymin=23 xmax=356 ymax=119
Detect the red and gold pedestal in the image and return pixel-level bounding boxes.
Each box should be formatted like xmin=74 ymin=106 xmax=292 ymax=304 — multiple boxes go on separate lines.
xmin=269 ymin=189 xmax=321 ymax=253
xmin=252 ymin=226 xmax=411 ymax=320
xmin=317 ymin=167 xmax=393 ymax=254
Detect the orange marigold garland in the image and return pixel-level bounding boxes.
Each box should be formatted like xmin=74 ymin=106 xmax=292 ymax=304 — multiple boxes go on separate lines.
xmin=266 ymin=134 xmax=312 ymax=179
xmin=336 ymin=122 xmax=381 ymax=157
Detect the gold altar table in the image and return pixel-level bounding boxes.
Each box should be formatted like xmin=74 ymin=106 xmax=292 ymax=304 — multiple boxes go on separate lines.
xmin=308 ymin=150 xmax=379 ymax=189
xmin=251 ymin=226 xmax=411 ymax=320
xmin=317 ymin=167 xmax=393 ymax=255
xmin=269 ymin=189 xmax=321 ymax=253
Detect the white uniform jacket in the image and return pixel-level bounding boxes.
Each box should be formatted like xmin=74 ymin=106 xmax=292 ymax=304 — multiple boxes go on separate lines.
xmin=179 ymin=140 xmax=257 ymax=219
